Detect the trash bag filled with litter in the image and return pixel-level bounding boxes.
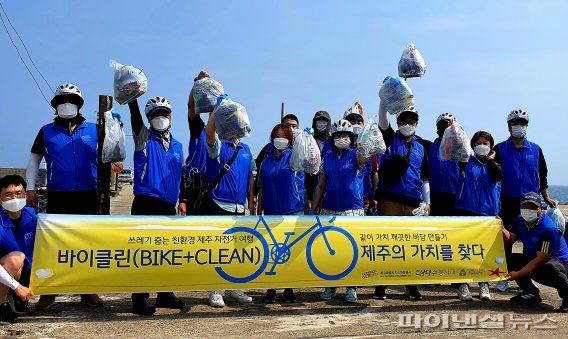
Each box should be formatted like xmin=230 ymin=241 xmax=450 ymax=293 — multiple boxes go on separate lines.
xmin=398 ymin=42 xmax=426 ymax=78
xmin=291 ymin=129 xmax=321 ymax=175
xmin=440 ymin=121 xmax=471 ymax=162
xmin=378 ymin=76 xmax=414 ymax=115
xmin=110 ymin=60 xmax=148 ymax=105
xmin=193 ymin=78 xmax=224 ymax=114
xmin=214 ymin=97 xmax=251 ymax=140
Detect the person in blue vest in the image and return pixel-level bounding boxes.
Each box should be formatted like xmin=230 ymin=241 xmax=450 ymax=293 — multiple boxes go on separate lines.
xmin=0 ymin=175 xmax=35 ymax=322
xmin=429 ymin=113 xmax=460 ymax=216
xmin=493 ymin=109 xmax=556 ymax=292
xmin=126 ymin=96 xmax=185 ymax=316
xmin=454 ymin=131 xmax=502 ymax=301
xmin=26 ymin=83 xmax=103 ymax=310
xmin=503 ymin=192 xmax=568 ymax=313
xmin=343 ymin=102 xmax=379 ymax=214
xmin=310 ymin=119 xmax=370 ymax=302
xmin=257 ymin=123 xmax=304 ymax=303
xmin=373 ymin=102 xmax=431 ymax=301
xmin=202 ymin=96 xmax=256 ymax=308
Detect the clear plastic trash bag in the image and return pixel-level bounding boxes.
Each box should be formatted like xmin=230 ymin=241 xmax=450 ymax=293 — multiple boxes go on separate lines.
xmin=109 ymin=60 xmax=148 ymax=105
xmin=440 ymin=121 xmax=471 ymax=162
xmin=102 ymin=109 xmax=126 ymax=163
xmin=378 ymin=76 xmax=415 ymax=115
xmin=547 ymin=204 xmax=566 ymax=234
xmin=193 ymin=78 xmax=224 ymax=114
xmin=398 ymin=42 xmax=426 ymax=78
xmin=291 ymin=129 xmax=321 ymax=175
xmin=357 ymin=116 xmax=386 ymax=157
xmin=214 ymin=97 xmax=251 ymax=140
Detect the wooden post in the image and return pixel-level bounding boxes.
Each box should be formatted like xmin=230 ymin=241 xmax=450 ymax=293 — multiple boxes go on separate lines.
xmin=280 ymin=102 xmax=285 ymax=121
xmin=97 ymin=95 xmax=113 ymax=215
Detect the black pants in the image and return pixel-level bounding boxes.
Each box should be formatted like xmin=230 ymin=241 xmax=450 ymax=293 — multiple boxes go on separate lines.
xmin=46 ymin=190 xmax=97 ymax=214
xmin=430 ymin=192 xmax=457 ymax=216
xmin=508 ymin=253 xmax=568 ymax=298
xmin=131 ymin=195 xmax=176 ymax=302
xmin=183 ymin=186 xmax=201 ymax=215
xmin=195 ymin=197 xmax=245 ymax=216
xmin=499 ymin=197 xmax=521 ymax=231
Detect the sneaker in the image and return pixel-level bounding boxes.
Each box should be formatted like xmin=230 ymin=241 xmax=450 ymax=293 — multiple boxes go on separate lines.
xmin=155 ymin=292 xmax=185 ymax=309
xmin=0 ymin=301 xmax=18 ymax=323
xmin=373 ymin=286 xmax=386 ymax=300
xmin=458 ymin=284 xmax=473 ymax=301
xmin=494 ymin=280 xmax=509 ymax=292
xmin=405 ymin=286 xmax=422 ymax=300
xmin=283 ymin=288 xmax=297 ymax=303
xmin=510 ymin=291 xmax=542 ymax=304
xmin=209 ymin=290 xmax=225 ymax=308
xmin=320 ymin=287 xmax=337 ymax=300
xmin=479 ymin=283 xmax=491 ymax=300
xmin=264 ymin=289 xmax=276 ymax=304
xmin=8 ymin=290 xmax=31 ymax=315
xmin=560 ymin=298 xmax=568 ymax=313
xmin=80 ymin=294 xmax=104 ymax=307
xmin=225 ymin=290 xmax=252 ymax=303
xmin=35 ymin=295 xmax=56 ymax=310
xmin=345 ymin=288 xmax=357 ymax=303
xmin=132 ymin=297 xmax=156 ymax=316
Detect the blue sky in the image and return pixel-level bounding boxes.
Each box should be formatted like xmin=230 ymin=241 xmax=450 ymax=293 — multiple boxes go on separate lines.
xmin=1 ymin=0 xmax=567 ymax=185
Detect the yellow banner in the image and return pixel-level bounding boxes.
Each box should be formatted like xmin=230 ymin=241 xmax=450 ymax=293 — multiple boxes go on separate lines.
xmin=30 ymin=215 xmax=508 ymax=294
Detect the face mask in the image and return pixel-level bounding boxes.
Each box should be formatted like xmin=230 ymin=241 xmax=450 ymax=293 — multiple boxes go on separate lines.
xmin=57 ymin=103 xmax=78 ymax=119
xmin=334 ymin=137 xmax=350 ymax=150
xmin=2 ymin=198 xmax=26 ymax=213
xmin=292 ymin=128 xmax=301 ymax=139
xmin=151 ymin=116 xmax=170 ymax=131
xmin=520 ymin=208 xmax=539 ymax=222
xmin=352 ymin=125 xmax=363 ymax=136
xmin=315 ymin=120 xmax=328 ymax=132
xmin=474 ymin=144 xmax=490 ymax=157
xmin=511 ymin=125 xmax=527 ymax=139
xmin=273 ymin=137 xmax=289 ymax=150
xmin=399 ymin=124 xmax=416 ymax=137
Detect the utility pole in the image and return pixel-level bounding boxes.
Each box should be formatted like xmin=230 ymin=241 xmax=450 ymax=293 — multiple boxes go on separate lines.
xmin=97 ymin=95 xmax=113 ymax=215
xmin=280 ymin=102 xmax=285 ymax=121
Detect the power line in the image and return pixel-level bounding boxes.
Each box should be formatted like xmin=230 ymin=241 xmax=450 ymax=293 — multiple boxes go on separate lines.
xmin=0 ymin=3 xmax=52 ymax=108
xmin=0 ymin=1 xmax=53 ymax=92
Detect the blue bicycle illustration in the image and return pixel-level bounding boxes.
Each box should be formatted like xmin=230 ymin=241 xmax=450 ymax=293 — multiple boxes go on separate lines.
xmin=215 ymin=215 xmax=358 ymax=283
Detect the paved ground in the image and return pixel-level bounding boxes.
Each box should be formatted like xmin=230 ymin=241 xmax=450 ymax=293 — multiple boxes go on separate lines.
xmin=2 ymin=185 xmax=567 ymax=338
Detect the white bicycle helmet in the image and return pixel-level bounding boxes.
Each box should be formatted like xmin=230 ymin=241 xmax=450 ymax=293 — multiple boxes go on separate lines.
xmin=436 ymin=112 xmax=455 ymax=124
xmin=331 ymin=119 xmax=353 ymax=136
xmin=396 ymin=105 xmax=419 ymax=121
xmin=144 ymin=96 xmax=172 ymax=117
xmin=50 ymin=83 xmax=84 ymax=109
xmin=507 ymin=109 xmax=529 ymax=123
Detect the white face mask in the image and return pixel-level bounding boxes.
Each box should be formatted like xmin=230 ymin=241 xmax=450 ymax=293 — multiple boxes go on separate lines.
xmin=2 ymin=198 xmax=27 ymax=213
xmin=474 ymin=144 xmax=491 ymax=157
xmin=273 ymin=137 xmax=289 ymax=150
xmin=398 ymin=124 xmax=416 ymax=137
xmin=315 ymin=121 xmax=328 ymax=132
xmin=57 ymin=103 xmax=78 ymax=119
xmin=352 ymin=125 xmax=363 ymax=136
xmin=151 ymin=116 xmax=170 ymax=131
xmin=520 ymin=208 xmax=539 ymax=222
xmin=511 ymin=125 xmax=527 ymax=139
xmin=334 ymin=137 xmax=350 ymax=150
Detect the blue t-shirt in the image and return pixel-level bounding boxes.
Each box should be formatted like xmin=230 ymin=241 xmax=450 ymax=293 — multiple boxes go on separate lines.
xmin=511 ymin=213 xmax=568 ymax=264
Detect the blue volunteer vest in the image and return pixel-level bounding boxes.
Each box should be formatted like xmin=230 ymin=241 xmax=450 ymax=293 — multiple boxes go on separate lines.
xmin=206 ymin=140 xmax=253 ymax=205
xmin=133 ymin=130 xmax=183 ymax=206
xmin=455 ymin=156 xmax=501 ymax=216
xmin=260 ymin=147 xmax=305 ymax=215
xmin=428 ymin=138 xmax=459 ymax=195
xmin=183 ymin=129 xmax=207 ymax=179
xmin=513 ymin=214 xmax=568 ymax=264
xmin=42 ymin=121 xmax=98 ymax=191
xmin=0 ymin=207 xmax=36 ymax=271
xmin=322 ymin=148 xmax=364 ymax=211
xmin=497 ymin=138 xmax=541 ymax=198
xmin=378 ymin=132 xmax=424 ymax=200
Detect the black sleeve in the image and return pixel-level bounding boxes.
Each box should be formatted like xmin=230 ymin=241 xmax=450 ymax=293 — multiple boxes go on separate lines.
xmin=128 ymin=99 xmax=144 ymax=136
xmin=492 ymin=145 xmax=501 ymax=164
xmin=420 ymin=146 xmax=431 ymax=180
xmin=31 ymin=128 xmax=45 ymax=155
xmin=189 ymin=114 xmax=205 ymax=140
xmin=179 ymin=171 xmax=186 ymax=202
xmin=305 ymin=173 xmax=314 ymax=200
xmin=253 ymin=145 xmax=269 ymax=196
xmin=380 ymin=125 xmax=396 ymax=148
xmin=538 ymin=147 xmax=549 ymax=189
xmin=487 ymin=159 xmax=503 ymax=181
xmin=417 ymin=136 xmax=432 ymax=154
xmin=458 ymin=161 xmax=467 ymax=173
